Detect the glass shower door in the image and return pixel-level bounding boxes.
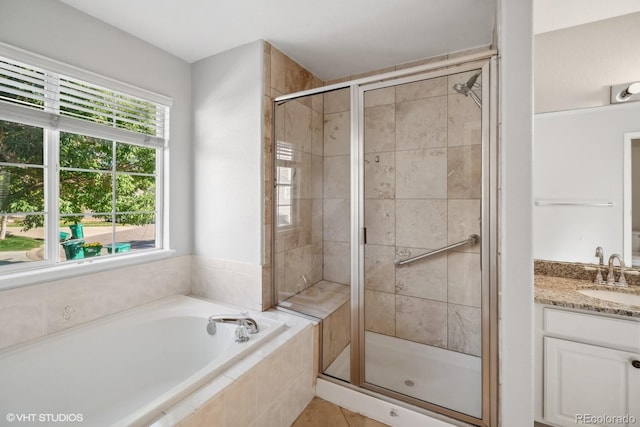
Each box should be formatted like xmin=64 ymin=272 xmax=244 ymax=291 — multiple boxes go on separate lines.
xmin=360 ymin=66 xmax=488 ymax=421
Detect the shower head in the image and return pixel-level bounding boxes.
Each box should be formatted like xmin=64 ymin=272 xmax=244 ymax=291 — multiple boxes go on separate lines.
xmin=452 ymin=70 xmax=482 ymax=108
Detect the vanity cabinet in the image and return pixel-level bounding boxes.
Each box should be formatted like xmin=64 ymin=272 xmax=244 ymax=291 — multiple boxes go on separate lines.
xmin=535 ymin=305 xmax=640 ymax=427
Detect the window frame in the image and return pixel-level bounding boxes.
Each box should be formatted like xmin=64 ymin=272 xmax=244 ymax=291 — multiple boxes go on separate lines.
xmin=0 ymin=43 xmax=172 ymax=289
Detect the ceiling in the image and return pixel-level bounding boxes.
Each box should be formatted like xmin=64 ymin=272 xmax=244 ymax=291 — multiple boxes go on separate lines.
xmin=57 ymin=0 xmax=640 ymax=82
xmin=533 ymin=0 xmax=640 ymax=34
xmin=58 ymin=0 xmax=495 ymax=81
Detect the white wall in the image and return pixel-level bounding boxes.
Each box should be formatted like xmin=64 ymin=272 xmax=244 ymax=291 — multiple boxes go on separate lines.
xmin=534 ymin=102 xmax=640 ymax=263
xmin=498 ymin=0 xmax=534 ymax=425
xmin=192 ymin=41 xmax=264 ymax=265
xmin=535 ymin=12 xmax=640 ymax=113
xmin=0 ymin=0 xmax=193 ymax=348
xmin=0 ymin=0 xmax=193 ymax=256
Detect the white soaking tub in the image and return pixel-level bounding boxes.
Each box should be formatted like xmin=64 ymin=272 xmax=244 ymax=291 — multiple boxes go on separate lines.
xmin=0 ymin=295 xmax=286 ymax=427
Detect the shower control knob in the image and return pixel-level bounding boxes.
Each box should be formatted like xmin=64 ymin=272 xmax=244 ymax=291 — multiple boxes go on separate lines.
xmin=632 ymin=360 xmax=640 ymax=369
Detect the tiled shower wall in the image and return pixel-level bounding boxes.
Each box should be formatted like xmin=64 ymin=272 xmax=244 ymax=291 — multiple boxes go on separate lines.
xmin=264 ymin=42 xmax=325 ymax=306
xmin=322 ymin=89 xmax=351 ymax=286
xmin=272 ymin=94 xmax=324 ymax=301
xmin=363 ymin=70 xmax=483 ymax=357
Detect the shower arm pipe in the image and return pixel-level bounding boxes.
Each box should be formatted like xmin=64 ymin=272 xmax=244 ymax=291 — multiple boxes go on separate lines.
xmin=394 ymin=234 xmax=479 ymax=267
xmin=467 ymin=89 xmax=482 ymax=108
xmin=273 ymin=49 xmax=497 ymax=103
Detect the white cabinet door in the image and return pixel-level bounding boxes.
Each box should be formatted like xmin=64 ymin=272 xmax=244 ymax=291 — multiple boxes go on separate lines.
xmin=544 ymin=337 xmax=640 ymax=426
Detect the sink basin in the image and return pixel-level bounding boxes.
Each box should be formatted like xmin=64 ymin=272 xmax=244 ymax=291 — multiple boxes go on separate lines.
xmin=577 ymin=289 xmax=640 ymax=306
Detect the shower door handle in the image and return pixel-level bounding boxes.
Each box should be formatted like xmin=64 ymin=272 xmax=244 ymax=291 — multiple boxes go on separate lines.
xmin=362 ymin=227 xmax=367 ymax=245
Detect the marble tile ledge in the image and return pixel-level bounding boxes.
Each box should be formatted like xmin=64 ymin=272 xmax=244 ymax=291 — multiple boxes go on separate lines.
xmin=535 ymin=275 xmax=640 ymax=318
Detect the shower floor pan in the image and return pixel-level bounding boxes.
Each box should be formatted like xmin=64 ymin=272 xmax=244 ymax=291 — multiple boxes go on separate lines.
xmin=325 ymin=331 xmax=482 ymax=418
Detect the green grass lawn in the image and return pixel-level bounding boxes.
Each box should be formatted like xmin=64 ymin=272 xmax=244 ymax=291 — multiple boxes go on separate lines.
xmin=0 ymin=234 xmax=44 ymax=251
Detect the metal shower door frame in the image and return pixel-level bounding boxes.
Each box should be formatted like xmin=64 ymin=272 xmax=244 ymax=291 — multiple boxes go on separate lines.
xmin=349 ymin=58 xmax=498 ymax=427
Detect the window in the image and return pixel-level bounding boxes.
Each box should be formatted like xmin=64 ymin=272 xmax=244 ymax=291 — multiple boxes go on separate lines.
xmin=276 ymin=141 xmax=296 ymax=229
xmin=0 ymin=47 xmax=170 ymax=274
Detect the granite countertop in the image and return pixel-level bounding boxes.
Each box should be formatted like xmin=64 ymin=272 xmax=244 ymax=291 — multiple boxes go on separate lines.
xmin=535 ymin=275 xmax=640 ymax=318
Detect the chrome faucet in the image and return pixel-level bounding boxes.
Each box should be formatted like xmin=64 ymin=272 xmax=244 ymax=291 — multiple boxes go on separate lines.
xmin=594 ymin=247 xmax=605 ymax=284
xmin=595 ymin=246 xmax=604 ymax=265
xmin=207 ymin=315 xmax=259 ymax=342
xmin=607 ymin=254 xmax=627 ymax=287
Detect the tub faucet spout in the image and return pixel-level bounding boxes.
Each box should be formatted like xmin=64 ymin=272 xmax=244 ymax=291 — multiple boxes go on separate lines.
xmin=207 ymin=315 xmax=260 ymax=337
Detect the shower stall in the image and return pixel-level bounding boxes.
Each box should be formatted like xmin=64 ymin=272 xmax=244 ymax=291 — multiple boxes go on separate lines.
xmin=272 ymin=52 xmax=498 ymax=426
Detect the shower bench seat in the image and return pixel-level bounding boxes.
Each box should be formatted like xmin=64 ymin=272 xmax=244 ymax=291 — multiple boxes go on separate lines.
xmin=280 ymin=280 xmax=350 ymax=371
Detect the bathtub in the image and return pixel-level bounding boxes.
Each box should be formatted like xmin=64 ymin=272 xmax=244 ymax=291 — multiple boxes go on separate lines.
xmin=0 ymin=295 xmax=286 ymax=427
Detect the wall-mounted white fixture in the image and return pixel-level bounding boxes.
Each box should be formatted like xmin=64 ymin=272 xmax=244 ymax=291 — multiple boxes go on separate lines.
xmin=611 ymin=81 xmax=640 ymax=103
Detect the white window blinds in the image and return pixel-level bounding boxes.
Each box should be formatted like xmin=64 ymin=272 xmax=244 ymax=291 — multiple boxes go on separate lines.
xmin=0 ymin=53 xmax=169 ymax=148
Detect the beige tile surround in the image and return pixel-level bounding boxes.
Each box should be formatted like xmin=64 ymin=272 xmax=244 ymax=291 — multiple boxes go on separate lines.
xmin=0 ymin=256 xmax=191 ymax=351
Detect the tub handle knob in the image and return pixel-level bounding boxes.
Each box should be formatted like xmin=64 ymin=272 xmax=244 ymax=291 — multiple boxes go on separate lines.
xmin=235 ymin=325 xmax=250 ymax=343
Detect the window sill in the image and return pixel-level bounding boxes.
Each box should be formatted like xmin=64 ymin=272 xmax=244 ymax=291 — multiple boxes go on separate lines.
xmin=0 ymin=249 xmax=176 ymax=291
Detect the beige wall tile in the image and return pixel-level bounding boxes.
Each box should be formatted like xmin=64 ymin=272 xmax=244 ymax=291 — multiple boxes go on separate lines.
xmin=447 ymin=252 xmax=481 ymax=308
xmin=396 ymin=97 xmax=447 ymax=150
xmin=323 ymin=241 xmax=350 ymax=285
xmin=322 ymin=314 xmax=332 ymax=371
xmin=262 ymin=265 xmax=272 ymax=311
xmin=324 ymin=112 xmax=350 ymax=156
xmin=264 ymin=96 xmax=273 ymax=143
xmin=364 ymin=86 xmax=395 ymax=108
xmin=447 ymin=145 xmax=481 ymax=199
xmin=364 ymin=151 xmax=394 ymax=200
xmin=396 ymin=295 xmax=447 ymax=348
xmin=274 ymin=102 xmax=285 ymax=143
xmin=328 ymin=300 xmax=351 ymax=365
xmin=311 ymin=154 xmax=323 ymax=199
xmin=448 ymin=93 xmax=481 ymax=147
xmin=311 ymin=199 xmax=323 ymax=244
xmin=44 ymin=281 xmax=90 ymax=333
xmin=290 ymin=150 xmax=312 ymax=200
xmin=395 ymin=248 xmax=447 ymax=302
xmin=264 ymin=51 xmax=271 ymax=97
xmin=395 ymin=76 xmax=447 ymax=103
xmin=284 ymin=101 xmax=312 ymax=153
xmin=364 ymin=104 xmax=395 ymax=153
xmin=364 ymin=244 xmax=396 ymax=293
xmin=323 ymin=198 xmax=350 ymax=243
xmin=310 ymin=241 xmax=323 ymax=285
xmin=185 ymin=393 xmax=224 ymax=427
xmin=283 ymin=244 xmax=315 ymax=295
xmin=447 ymin=199 xmax=481 ymax=253
xmin=396 ymin=199 xmax=446 ymax=249
xmin=365 ymin=290 xmax=395 ymax=336
xmin=311 ymin=110 xmax=324 ymax=156
xmin=285 ymin=57 xmax=314 ymax=94
xmin=271 ymin=48 xmax=286 ymax=94
xmin=364 ymin=199 xmax=395 ymax=246
xmin=395 ymin=148 xmax=447 ymax=199
xmin=0 ymin=288 xmax=44 ymax=349
xmin=311 ymin=93 xmax=324 ymax=114
xmin=224 ymin=372 xmax=257 ymax=427
xmin=323 ymin=155 xmax=350 ymax=199
xmin=263 ymin=223 xmax=272 ymax=265
xmin=324 ymin=88 xmax=350 ymax=114
xmin=448 ymin=303 xmax=481 ymax=356
xmin=281 ymin=332 xmax=304 ymax=384
xmin=257 ymin=399 xmax=282 ymax=427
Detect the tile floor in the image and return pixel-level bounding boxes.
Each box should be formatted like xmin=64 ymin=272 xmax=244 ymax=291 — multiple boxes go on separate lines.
xmin=292 ymin=398 xmax=389 ymax=427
